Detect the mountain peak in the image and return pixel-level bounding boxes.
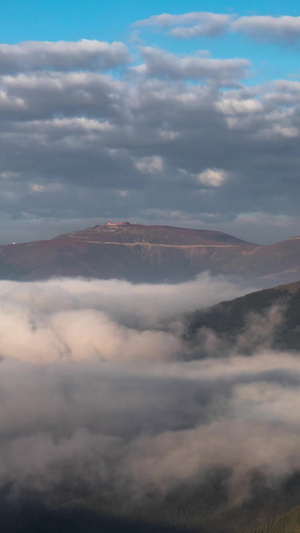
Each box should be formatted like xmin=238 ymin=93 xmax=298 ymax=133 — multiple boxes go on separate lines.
xmin=58 ymin=222 xmax=256 ymax=247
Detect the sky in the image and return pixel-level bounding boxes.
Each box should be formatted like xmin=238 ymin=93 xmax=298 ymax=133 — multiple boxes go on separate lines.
xmin=1 ymin=1 xmax=300 ymax=244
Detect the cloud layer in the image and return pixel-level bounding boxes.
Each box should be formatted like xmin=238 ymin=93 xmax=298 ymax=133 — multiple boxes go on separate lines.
xmin=0 ymin=40 xmax=131 ymax=74
xmin=1 ymin=13 xmax=300 ymax=244
xmin=0 ymin=275 xmax=298 ymax=515
xmin=0 ymin=274 xmax=251 ymax=363
xmin=1 ymin=28 xmax=300 ymax=245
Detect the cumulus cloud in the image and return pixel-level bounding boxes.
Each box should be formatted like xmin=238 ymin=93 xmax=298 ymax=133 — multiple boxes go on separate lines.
xmin=0 ymin=31 xmax=300 ymax=244
xmin=135 ymin=12 xmax=300 ymax=45
xmin=135 ymin=47 xmax=250 ymax=84
xmin=0 ymin=39 xmax=131 ymax=73
xmin=1 ymin=51 xmax=300 ymax=245
xmin=197 ymin=168 xmax=227 ymax=187
xmin=233 ymin=15 xmax=300 ymax=44
xmin=133 ymin=12 xmax=232 ymax=38
xmin=134 ymin=155 xmax=164 ymax=174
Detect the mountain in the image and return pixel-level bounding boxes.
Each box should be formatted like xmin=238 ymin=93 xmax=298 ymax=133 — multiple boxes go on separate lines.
xmin=3 ymin=221 xmax=300 ymax=285
xmin=0 ymin=222 xmax=259 ymax=282
xmin=218 ymin=236 xmax=300 ymax=284
xmin=185 ymin=279 xmax=300 ymax=353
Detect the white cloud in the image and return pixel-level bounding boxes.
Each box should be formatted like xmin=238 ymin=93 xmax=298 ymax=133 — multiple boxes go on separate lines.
xmin=133 ymin=12 xmax=232 ymax=37
xmin=197 ymin=168 xmax=227 ymax=187
xmin=135 ymin=155 xmax=164 ymax=173
xmin=216 ymin=97 xmax=263 ymax=115
xmin=135 ymin=12 xmax=300 ymax=45
xmin=233 ymin=15 xmax=300 ymax=44
xmin=136 ymin=47 xmax=250 ymax=83
xmin=0 ymin=39 xmax=131 ymax=74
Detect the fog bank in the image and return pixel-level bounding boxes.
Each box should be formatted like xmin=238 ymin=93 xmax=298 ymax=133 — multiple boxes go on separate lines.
xmin=0 ymin=275 xmax=297 ymax=510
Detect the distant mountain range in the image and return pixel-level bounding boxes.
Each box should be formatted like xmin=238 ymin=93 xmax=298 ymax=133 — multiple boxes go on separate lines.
xmin=2 ymin=222 xmax=300 ymax=285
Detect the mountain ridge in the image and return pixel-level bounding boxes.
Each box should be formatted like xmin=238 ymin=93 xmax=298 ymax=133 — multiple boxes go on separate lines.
xmin=52 ymin=222 xmax=257 ymax=247
xmin=0 ymin=222 xmax=260 ymax=283
xmin=2 ymin=222 xmax=300 ymax=286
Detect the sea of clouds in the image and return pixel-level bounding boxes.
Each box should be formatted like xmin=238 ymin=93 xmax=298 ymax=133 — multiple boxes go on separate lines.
xmin=0 ymin=274 xmax=298 ymax=509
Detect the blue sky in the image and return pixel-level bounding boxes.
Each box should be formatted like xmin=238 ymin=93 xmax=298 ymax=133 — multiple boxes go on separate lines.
xmin=1 ymin=1 xmax=300 ymax=244
xmin=2 ymin=1 xmax=300 ymax=85
xmin=2 ymin=0 xmax=300 ymax=42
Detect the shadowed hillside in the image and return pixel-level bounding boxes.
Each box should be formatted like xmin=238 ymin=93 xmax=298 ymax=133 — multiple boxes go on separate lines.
xmin=185 ymin=279 xmax=300 ymax=353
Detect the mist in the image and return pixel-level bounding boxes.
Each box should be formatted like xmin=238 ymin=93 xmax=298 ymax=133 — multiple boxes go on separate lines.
xmin=0 ymin=274 xmax=297 ymax=527
xmin=0 ymin=274 xmax=255 ymax=364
